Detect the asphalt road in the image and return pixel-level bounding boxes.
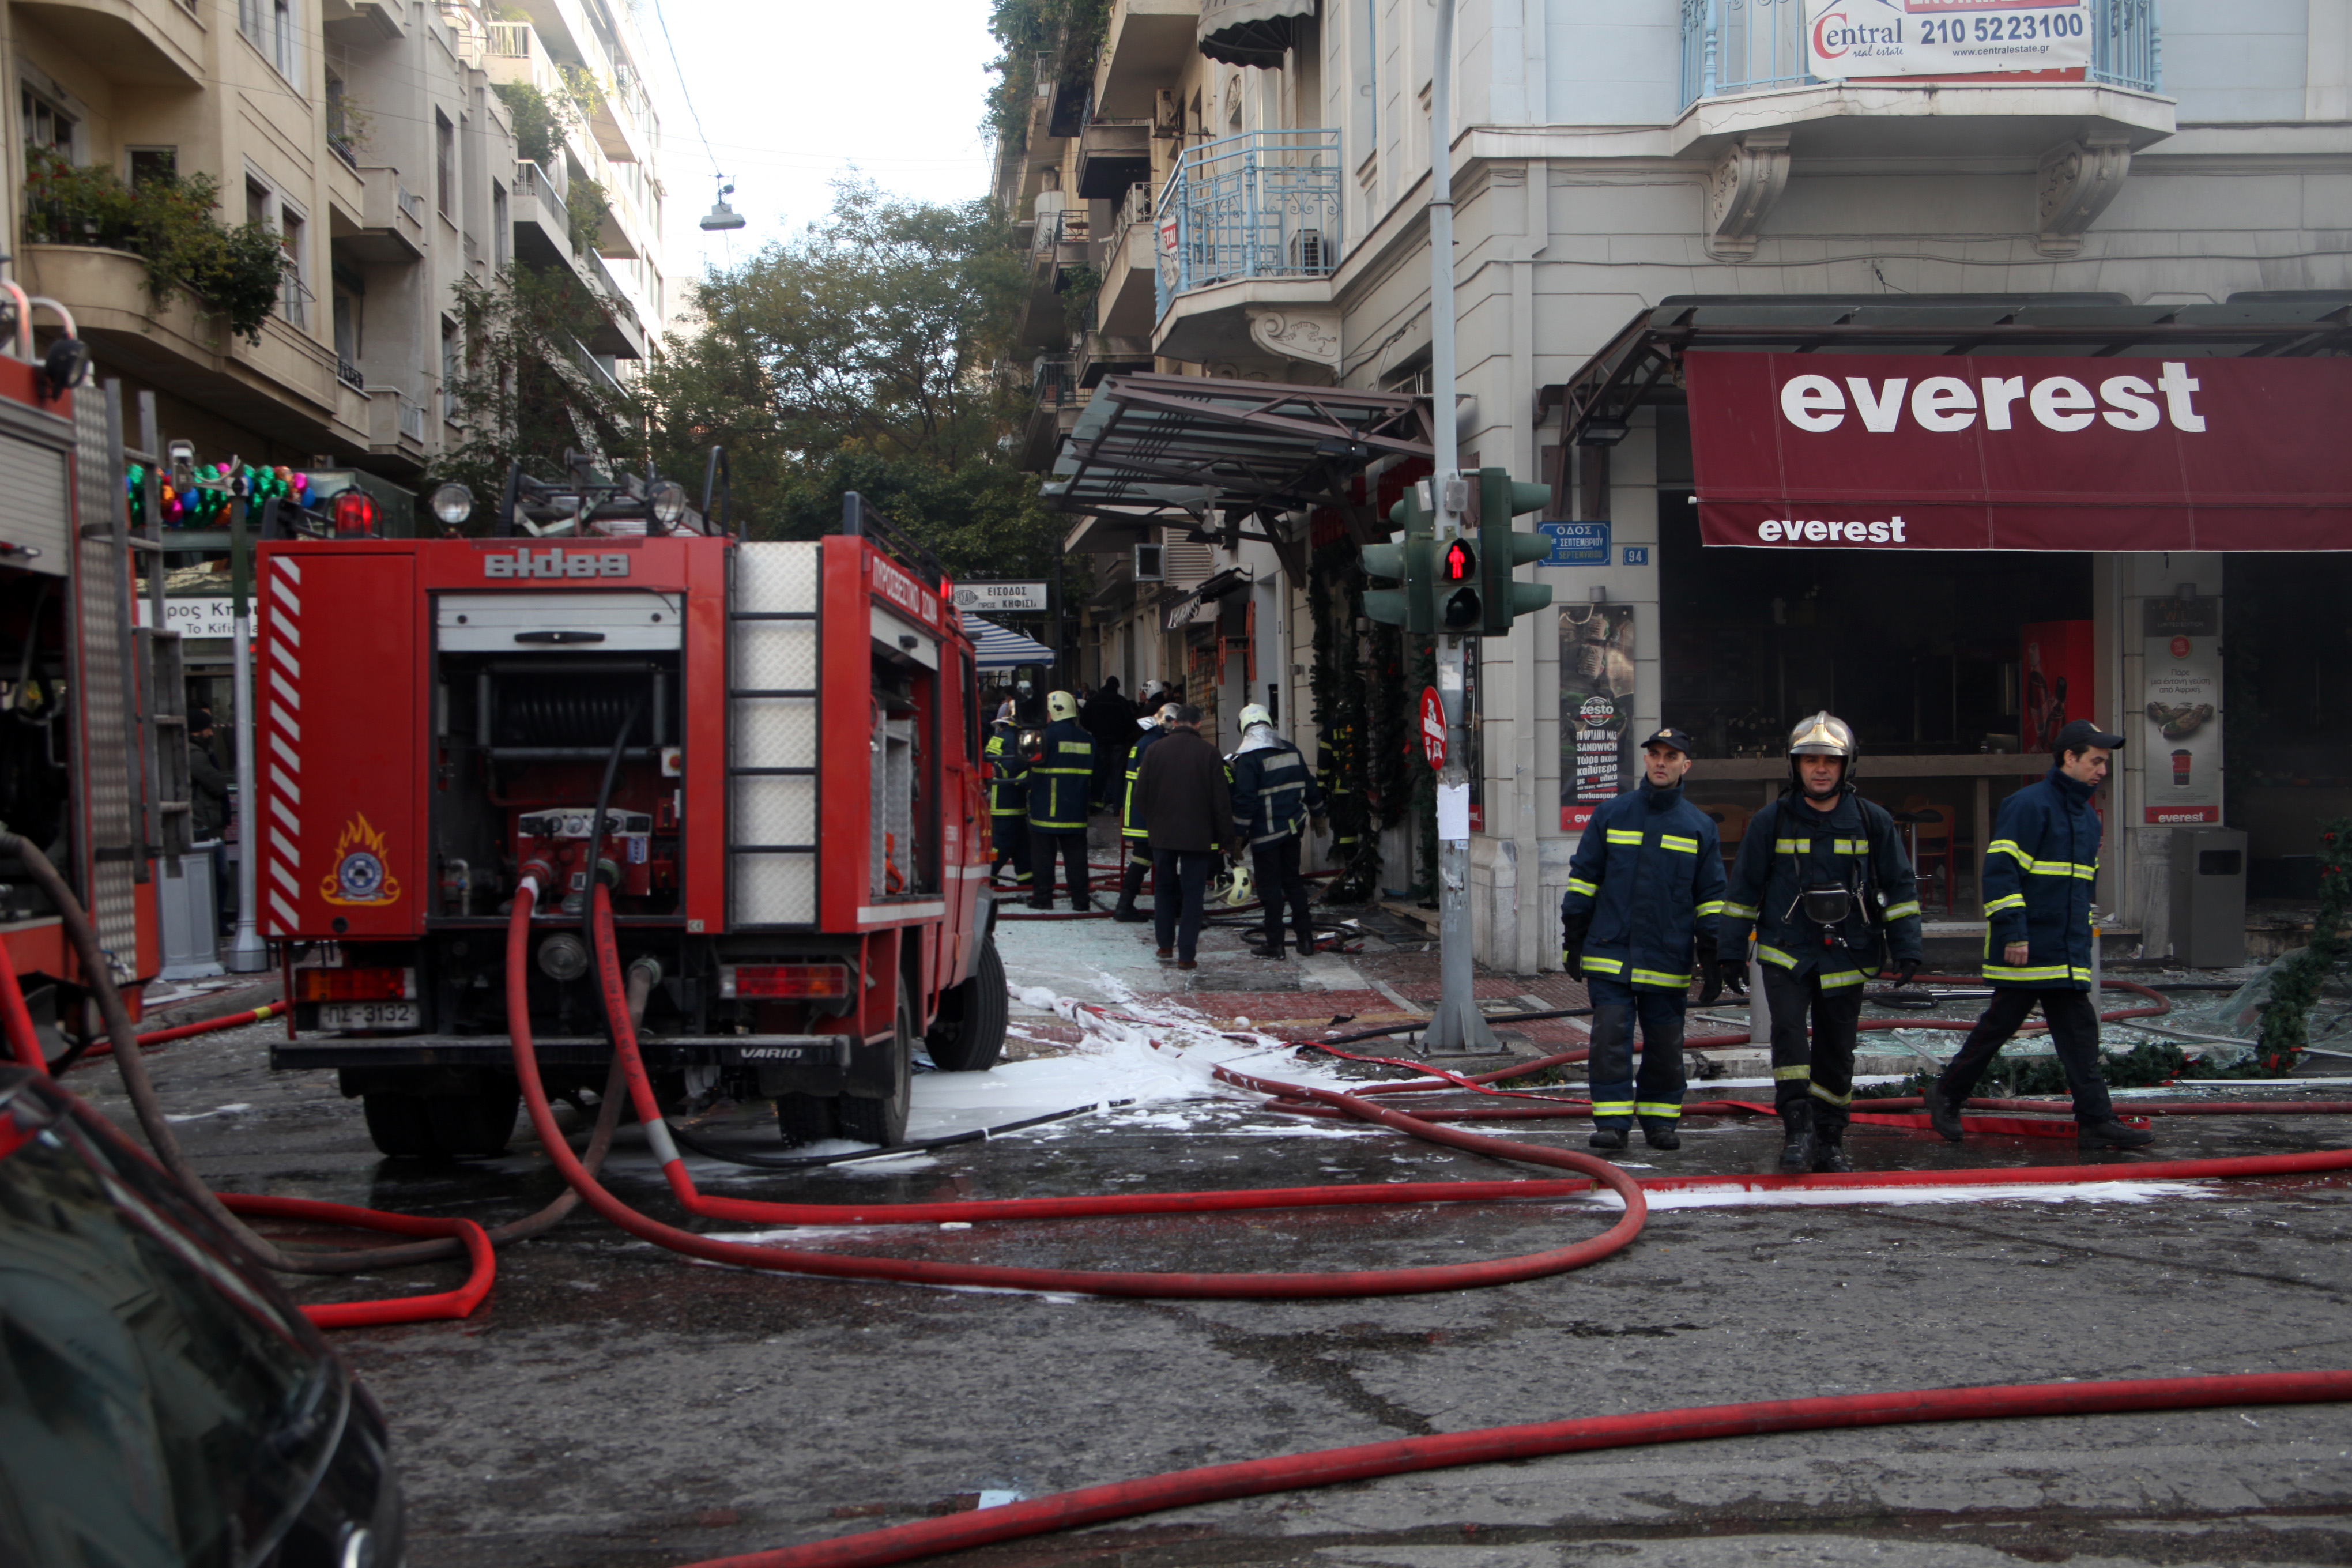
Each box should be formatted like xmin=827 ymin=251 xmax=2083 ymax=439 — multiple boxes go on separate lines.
xmin=69 ymin=932 xmax=2352 ymax=1568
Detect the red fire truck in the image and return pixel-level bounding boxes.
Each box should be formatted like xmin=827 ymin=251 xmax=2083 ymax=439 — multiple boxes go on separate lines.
xmin=0 ymin=336 xmax=171 ymax=1054
xmin=259 ymin=466 xmax=1006 ymax=1159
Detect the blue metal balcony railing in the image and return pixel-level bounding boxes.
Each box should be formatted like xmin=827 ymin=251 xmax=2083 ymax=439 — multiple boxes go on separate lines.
xmin=1154 ymin=129 xmax=1340 ymax=319
xmin=1680 ymin=0 xmax=2159 ymax=108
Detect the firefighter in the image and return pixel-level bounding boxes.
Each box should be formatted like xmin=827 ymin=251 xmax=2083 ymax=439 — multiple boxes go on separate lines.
xmin=1230 ymin=703 xmax=1327 ymax=959
xmin=1027 ymin=689 xmax=1096 ymax=911
xmin=1112 ymin=702 xmax=1178 ymax=922
xmin=1715 ymin=714 xmax=1924 ymax=1174
xmin=1317 ymin=719 xmax=1366 ymax=881
xmin=1559 ymin=728 xmax=1725 ymax=1153
xmin=1927 ymin=719 xmax=2154 ymax=1149
xmin=984 ymin=713 xmax=1031 ymax=894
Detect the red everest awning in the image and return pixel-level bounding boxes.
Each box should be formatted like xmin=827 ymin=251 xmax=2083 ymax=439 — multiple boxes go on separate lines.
xmin=1689 ymin=350 xmax=2352 ymax=552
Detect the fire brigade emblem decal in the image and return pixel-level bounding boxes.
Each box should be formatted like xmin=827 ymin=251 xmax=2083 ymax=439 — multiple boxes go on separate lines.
xmin=322 ymin=813 xmax=403 ymax=906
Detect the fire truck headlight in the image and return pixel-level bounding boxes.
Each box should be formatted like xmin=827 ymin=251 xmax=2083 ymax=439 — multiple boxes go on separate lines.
xmin=649 ymin=480 xmax=688 ymax=529
xmin=431 ymin=482 xmax=474 ymax=528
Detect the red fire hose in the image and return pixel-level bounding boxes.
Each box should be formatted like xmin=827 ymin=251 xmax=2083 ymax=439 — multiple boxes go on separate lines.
xmin=67 ymin=999 xmax=288 ymax=1065
xmin=678 ymin=1369 xmax=2352 ymax=1568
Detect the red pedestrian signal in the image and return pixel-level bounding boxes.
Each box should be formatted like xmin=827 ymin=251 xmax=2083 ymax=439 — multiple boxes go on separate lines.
xmin=1443 ymin=538 xmax=1473 ymax=582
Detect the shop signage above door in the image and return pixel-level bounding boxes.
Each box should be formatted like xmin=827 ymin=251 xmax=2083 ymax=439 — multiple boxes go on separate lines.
xmin=1688 ymin=352 xmax=2352 ymax=552
xmin=952 ymin=581 xmax=1050 ymax=613
xmin=134 ymin=597 xmax=237 ymax=639
xmin=1536 ymin=521 xmax=1610 ymax=566
xmin=1806 ymin=0 xmax=2093 ymax=82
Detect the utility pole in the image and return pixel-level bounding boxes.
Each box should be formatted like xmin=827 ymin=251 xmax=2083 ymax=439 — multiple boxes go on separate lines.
xmin=224 ymin=482 xmax=267 ymax=973
xmin=1419 ymin=0 xmax=1495 ymax=1055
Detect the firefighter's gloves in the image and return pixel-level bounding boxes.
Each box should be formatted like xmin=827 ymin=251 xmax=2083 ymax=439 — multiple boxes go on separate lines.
xmin=1714 ymin=960 xmax=1748 ymax=1000
xmin=1695 ymin=932 xmax=1722 ymax=1005
xmin=1887 ymin=958 xmax=1920 ymax=989
xmin=1560 ymin=908 xmax=1591 ymax=981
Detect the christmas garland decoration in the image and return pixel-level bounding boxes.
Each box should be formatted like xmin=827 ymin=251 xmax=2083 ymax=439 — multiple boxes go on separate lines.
xmin=1308 ymin=533 xmax=1382 ymax=903
xmin=2256 ymin=815 xmax=2351 ymax=1071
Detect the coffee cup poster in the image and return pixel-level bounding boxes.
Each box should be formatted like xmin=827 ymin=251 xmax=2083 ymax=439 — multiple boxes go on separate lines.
xmin=1559 ymin=604 xmax=1635 ymax=831
xmin=2142 ymin=597 xmax=2222 ymax=826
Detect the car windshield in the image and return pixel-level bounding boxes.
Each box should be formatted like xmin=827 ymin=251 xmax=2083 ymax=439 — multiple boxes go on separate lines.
xmin=0 ymin=1085 xmax=338 ymax=1566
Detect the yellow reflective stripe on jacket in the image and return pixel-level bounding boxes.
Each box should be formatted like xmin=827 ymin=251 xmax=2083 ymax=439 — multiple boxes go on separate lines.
xmin=1605 ymin=828 xmax=1644 ymax=846
xmin=1630 ymin=968 xmax=1692 ymax=989
xmin=1581 ymin=955 xmax=1626 ymax=975
xmin=1988 ymin=839 xmax=2034 ymax=868
xmin=1984 ymin=893 xmax=2026 ymax=914
xmin=1774 ymin=838 xmax=1805 ymax=853
xmin=1808 ymin=1083 xmax=1853 ymax=1108
xmin=1035 ymin=766 xmax=1090 ymax=775
xmin=1567 ymin=877 xmax=1599 ymax=897
xmin=1721 ymin=900 xmax=1761 ymax=919
xmin=2071 ymin=966 xmax=2094 ymax=982
xmin=1635 ymin=1102 xmax=1683 ymax=1118
xmin=1882 ymin=899 xmax=1921 ymax=921
xmin=1659 ymin=834 xmax=1699 ymax=854
xmin=1773 ymin=1065 xmax=1810 ymax=1081
xmin=1694 ymin=900 xmax=1726 ymax=917
xmin=1984 ymin=962 xmax=2072 ymax=982
xmin=1757 ymin=944 xmax=1799 ymax=970
xmin=1816 ymin=968 xmax=1868 ymax=989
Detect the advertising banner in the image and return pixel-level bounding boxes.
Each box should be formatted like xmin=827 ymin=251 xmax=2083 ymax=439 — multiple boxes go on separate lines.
xmin=1688 ymin=352 xmax=2352 ymax=552
xmin=1559 ymin=604 xmax=1635 ymax=832
xmin=1807 ymin=0 xmax=2092 ymax=81
xmin=2142 ymin=598 xmax=2222 ymax=826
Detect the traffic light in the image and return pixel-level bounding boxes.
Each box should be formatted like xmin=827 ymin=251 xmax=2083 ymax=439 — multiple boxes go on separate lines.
xmin=1476 ymin=467 xmax=1556 ymax=635
xmin=1362 ymin=483 xmax=1433 ymax=631
xmin=1438 ymin=536 xmax=1480 ymax=630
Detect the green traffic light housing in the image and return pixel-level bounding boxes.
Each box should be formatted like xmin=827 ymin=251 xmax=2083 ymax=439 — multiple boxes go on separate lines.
xmin=1439 ymin=536 xmax=1480 ymax=630
xmin=1475 ymin=467 xmax=1556 ymax=635
xmin=1362 ymin=480 xmax=1435 ymax=631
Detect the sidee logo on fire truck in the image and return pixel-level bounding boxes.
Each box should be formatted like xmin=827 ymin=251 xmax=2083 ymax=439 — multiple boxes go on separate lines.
xmin=321 ymin=812 xmax=402 ymax=906
xmin=482 ymin=546 xmax=632 ymax=579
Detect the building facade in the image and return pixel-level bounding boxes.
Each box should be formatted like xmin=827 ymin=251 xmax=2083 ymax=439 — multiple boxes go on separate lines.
xmin=3 ymin=0 xmax=670 ymax=484
xmin=1013 ymin=0 xmax=2352 ymax=971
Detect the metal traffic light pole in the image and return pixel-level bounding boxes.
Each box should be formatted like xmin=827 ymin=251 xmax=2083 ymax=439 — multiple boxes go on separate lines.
xmin=1420 ymin=0 xmax=1497 ymax=1055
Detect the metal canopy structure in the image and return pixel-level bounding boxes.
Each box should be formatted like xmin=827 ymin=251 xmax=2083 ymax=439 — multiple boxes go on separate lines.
xmin=1041 ymin=372 xmax=1430 ymax=525
xmin=1539 ymin=292 xmax=2352 ymax=450
xmin=1196 ymin=0 xmax=1318 ymax=68
xmin=964 ymin=615 xmax=1056 ymax=670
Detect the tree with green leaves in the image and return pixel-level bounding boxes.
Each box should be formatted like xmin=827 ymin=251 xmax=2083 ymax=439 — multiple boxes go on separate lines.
xmin=640 ymin=180 xmax=1064 ymax=580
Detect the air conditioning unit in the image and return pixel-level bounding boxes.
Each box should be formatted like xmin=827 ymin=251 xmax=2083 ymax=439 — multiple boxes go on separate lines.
xmin=1290 ymin=229 xmax=1330 ymax=273
xmin=1133 ymin=542 xmax=1166 ymax=582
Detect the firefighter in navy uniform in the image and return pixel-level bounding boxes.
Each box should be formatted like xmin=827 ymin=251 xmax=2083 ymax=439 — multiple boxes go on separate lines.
xmin=1928 ymin=719 xmax=2154 ymax=1150
xmin=985 ymin=713 xmax=1031 ymax=894
xmin=1559 ymin=728 xmax=1725 ymax=1153
xmin=1111 ymin=702 xmax=1177 ymax=922
xmin=1716 ymin=714 xmax=1924 ymax=1174
xmin=1230 ymin=703 xmax=1328 ymax=958
xmin=1027 ymin=689 xmax=1096 ymax=910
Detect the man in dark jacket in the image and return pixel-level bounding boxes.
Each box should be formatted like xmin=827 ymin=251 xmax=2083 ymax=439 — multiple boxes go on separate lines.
xmin=1560 ymin=728 xmax=1725 ymax=1153
xmin=1928 ymin=719 xmax=2153 ymax=1149
xmin=1111 ymin=702 xmax=1175 ymax=922
xmin=1081 ymin=677 xmax=1139 ymax=811
xmin=189 ymin=709 xmax=231 ymax=842
xmin=984 ymin=714 xmax=1031 ymax=894
xmin=1717 ymin=713 xmax=1923 ymax=1173
xmin=1026 ymin=691 xmax=1095 ymax=910
xmin=1230 ymin=703 xmax=1326 ymax=959
xmin=1133 ymin=705 xmax=1235 ymax=970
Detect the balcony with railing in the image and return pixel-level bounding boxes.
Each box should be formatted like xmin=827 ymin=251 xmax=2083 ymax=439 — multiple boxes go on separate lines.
xmin=1098 ymin=180 xmax=1160 ymax=337
xmin=1152 ymin=129 xmax=1339 ymax=326
xmin=1674 ymin=0 xmax=2168 ymax=156
xmin=511 ymin=160 xmax=573 ymax=267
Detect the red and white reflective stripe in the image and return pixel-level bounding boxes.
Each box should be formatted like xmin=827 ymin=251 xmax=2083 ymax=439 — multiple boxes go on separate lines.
xmin=262 ymin=557 xmax=303 ymax=936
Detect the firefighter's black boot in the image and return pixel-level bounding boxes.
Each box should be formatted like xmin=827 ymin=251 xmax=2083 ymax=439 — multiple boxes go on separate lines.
xmin=1111 ymin=862 xmax=1149 ymax=922
xmin=1811 ymin=1134 xmax=1853 ymax=1173
xmin=1588 ymin=1126 xmax=1627 ymax=1152
xmin=1927 ymin=1085 xmax=1966 ymax=1143
xmin=1638 ymin=1116 xmax=1680 ymax=1151
xmin=1776 ymin=1100 xmax=1816 ymax=1173
xmin=2078 ymin=1118 xmax=2155 ymax=1149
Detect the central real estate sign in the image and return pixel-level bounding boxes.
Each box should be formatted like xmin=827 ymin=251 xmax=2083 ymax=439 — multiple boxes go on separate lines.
xmin=1688 ymin=352 xmax=2352 ymax=553
xmin=1806 ymin=0 xmax=2093 ymax=80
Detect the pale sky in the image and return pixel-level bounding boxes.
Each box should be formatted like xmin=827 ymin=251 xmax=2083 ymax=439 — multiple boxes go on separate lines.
xmin=647 ymin=0 xmax=1002 ymax=295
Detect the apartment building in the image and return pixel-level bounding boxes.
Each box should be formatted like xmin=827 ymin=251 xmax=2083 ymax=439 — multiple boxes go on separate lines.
xmin=3 ymin=0 xmax=667 ymax=483
xmin=1013 ymin=0 xmax=2352 ymax=973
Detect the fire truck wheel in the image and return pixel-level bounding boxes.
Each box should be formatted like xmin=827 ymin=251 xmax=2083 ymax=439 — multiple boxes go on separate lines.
xmin=361 ymin=1092 xmax=443 ymax=1159
xmin=774 ymin=1093 xmax=837 ymax=1147
xmin=424 ymin=1084 xmax=522 ymax=1159
xmin=924 ymin=938 xmax=1008 ymax=1072
xmin=838 ymin=979 xmax=914 ymax=1148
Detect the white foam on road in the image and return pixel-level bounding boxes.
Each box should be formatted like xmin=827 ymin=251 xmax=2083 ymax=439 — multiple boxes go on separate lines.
xmin=1568 ymin=1178 xmax=2219 ymax=1212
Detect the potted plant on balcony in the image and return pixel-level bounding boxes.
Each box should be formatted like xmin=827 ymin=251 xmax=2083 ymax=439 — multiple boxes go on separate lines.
xmin=21 ymin=149 xmax=292 ymax=344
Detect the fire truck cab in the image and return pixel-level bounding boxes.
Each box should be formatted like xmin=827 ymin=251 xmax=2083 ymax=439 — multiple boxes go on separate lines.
xmin=259 ymin=466 xmax=1005 ymax=1158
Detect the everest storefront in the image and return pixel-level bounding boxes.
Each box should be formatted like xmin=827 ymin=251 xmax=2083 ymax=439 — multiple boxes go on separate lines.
xmin=1550 ymin=297 xmax=2352 ymax=962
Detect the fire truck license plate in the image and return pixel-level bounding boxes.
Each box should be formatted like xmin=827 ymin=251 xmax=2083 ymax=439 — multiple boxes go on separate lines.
xmin=319 ymin=1002 xmax=422 ymax=1031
